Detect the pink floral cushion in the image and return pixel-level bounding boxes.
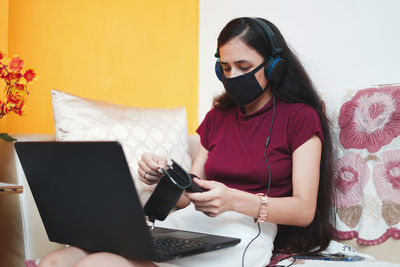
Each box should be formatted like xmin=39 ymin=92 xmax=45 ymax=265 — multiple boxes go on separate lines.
xmin=338 ymin=86 xmax=400 ymax=153
xmin=331 ymin=84 xmax=400 ymax=245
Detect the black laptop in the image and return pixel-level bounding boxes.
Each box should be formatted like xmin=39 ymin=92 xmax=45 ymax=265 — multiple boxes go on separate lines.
xmin=15 ymin=141 xmax=240 ymax=262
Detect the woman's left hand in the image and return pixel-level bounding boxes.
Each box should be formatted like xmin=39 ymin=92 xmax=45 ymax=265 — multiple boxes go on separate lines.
xmin=183 ymin=178 xmax=234 ymax=217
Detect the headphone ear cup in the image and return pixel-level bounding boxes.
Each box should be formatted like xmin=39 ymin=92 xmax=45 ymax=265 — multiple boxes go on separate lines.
xmin=265 ymin=57 xmax=275 ymax=80
xmin=215 ymin=60 xmax=223 ymax=81
xmin=265 ymin=57 xmax=287 ymax=83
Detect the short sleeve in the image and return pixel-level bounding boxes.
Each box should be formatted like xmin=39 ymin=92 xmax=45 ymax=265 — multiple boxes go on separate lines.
xmin=196 ymin=108 xmax=215 ymax=151
xmin=287 ymin=105 xmax=324 ymax=152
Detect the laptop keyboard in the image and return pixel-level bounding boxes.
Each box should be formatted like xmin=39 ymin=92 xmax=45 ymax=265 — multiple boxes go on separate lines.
xmin=152 ymin=236 xmax=205 ymax=252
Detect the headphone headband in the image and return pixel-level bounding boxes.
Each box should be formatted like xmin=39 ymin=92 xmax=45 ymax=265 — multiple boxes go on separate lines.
xmin=215 ymin=17 xmax=287 ymax=82
xmin=250 ymin=18 xmax=282 ymax=56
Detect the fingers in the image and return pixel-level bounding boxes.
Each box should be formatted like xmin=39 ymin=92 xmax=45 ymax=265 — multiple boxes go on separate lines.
xmin=184 ymin=180 xmax=231 ymax=217
xmin=139 ymin=153 xmax=164 ymax=176
xmin=193 ymin=178 xmax=216 ymax=190
xmin=193 ymin=203 xmax=219 ymax=218
xmin=137 ymin=170 xmax=160 ymax=185
xmin=155 ymin=155 xmax=167 ymax=169
xmin=137 ymin=153 xmax=167 ymax=185
xmin=184 ymin=179 xmax=217 ymax=201
xmin=138 ymin=160 xmax=159 ymax=177
xmin=137 ymin=162 xmax=159 ymax=185
xmin=185 ymin=191 xmax=212 ymax=202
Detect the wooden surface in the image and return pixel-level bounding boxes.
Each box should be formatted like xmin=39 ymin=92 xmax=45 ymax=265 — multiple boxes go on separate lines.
xmin=0 ymin=182 xmax=23 ymax=194
xmin=0 ymin=139 xmax=25 ymax=267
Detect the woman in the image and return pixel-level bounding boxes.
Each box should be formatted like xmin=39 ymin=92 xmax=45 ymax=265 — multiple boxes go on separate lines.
xmin=39 ymin=17 xmax=335 ymax=267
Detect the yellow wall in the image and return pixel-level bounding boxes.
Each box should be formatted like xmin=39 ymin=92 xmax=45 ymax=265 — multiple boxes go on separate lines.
xmin=0 ymin=0 xmax=8 ymax=132
xmin=0 ymin=0 xmax=7 ymax=57
xmin=6 ymin=0 xmax=198 ymax=134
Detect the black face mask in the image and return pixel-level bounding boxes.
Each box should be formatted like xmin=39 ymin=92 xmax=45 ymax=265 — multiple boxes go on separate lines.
xmin=221 ymin=61 xmax=269 ymax=106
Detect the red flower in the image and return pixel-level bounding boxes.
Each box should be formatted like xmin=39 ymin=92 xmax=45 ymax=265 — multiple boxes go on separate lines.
xmin=4 ymin=72 xmax=22 ymax=84
xmin=338 ymin=86 xmax=400 ymax=153
xmin=9 ymin=56 xmax=24 ymax=72
xmin=0 ymin=65 xmax=5 ymax=78
xmin=24 ymin=69 xmax=36 ymax=82
xmin=0 ymin=51 xmax=36 ymax=119
xmin=0 ymin=100 xmax=10 ymax=115
xmin=11 ymin=99 xmax=25 ymax=116
xmin=14 ymin=83 xmax=25 ymax=92
xmin=7 ymin=91 xmax=23 ymax=104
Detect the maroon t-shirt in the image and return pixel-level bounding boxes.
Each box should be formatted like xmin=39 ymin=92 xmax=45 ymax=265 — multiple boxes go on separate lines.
xmin=196 ymin=99 xmax=323 ymax=197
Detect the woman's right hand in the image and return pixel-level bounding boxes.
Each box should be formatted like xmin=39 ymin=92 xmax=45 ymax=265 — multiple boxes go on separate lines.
xmin=137 ymin=153 xmax=167 ymax=185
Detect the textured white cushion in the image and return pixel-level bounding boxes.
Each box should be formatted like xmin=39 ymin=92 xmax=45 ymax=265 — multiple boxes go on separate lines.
xmin=51 ymin=89 xmax=192 ymax=203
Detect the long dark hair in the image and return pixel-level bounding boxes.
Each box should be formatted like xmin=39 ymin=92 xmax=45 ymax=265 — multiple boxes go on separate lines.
xmin=215 ymin=17 xmax=335 ymax=253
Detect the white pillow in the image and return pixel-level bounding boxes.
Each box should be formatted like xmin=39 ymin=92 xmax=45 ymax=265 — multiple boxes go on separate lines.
xmin=51 ymin=89 xmax=192 ymax=203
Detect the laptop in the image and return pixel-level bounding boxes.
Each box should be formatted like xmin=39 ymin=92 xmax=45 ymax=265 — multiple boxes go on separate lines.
xmin=14 ymin=141 xmax=240 ymax=262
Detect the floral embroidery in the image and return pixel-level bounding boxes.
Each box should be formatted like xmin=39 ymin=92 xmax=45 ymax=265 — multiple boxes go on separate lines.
xmin=334 ymin=152 xmax=370 ymax=229
xmin=338 ymin=86 xmax=400 ymax=153
xmin=334 ymin=152 xmax=370 ymax=208
xmin=373 ymin=150 xmax=400 ymax=203
xmin=373 ymin=150 xmax=400 ymax=226
xmin=381 ymin=201 xmax=400 ymax=226
xmin=336 ymin=206 xmax=362 ymax=229
xmin=333 ymin=85 xmax=400 ymax=245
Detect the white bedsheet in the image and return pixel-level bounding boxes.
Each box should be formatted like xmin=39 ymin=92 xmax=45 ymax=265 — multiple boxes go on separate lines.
xmin=155 ymin=203 xmax=277 ymax=267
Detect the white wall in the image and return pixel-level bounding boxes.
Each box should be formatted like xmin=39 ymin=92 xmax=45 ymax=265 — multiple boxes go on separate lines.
xmin=199 ymin=0 xmax=400 ymax=121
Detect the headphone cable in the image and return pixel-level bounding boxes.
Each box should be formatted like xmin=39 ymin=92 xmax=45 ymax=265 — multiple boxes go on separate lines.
xmin=241 ymin=94 xmax=276 ymax=267
xmin=265 ymin=93 xmax=275 ymax=194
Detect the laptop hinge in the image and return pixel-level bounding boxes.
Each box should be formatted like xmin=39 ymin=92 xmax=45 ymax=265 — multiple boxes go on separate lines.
xmin=145 ymin=216 xmax=155 ymax=230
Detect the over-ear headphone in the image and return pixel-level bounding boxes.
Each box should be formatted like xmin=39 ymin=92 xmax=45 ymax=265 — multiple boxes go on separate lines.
xmin=215 ymin=18 xmax=287 ymax=83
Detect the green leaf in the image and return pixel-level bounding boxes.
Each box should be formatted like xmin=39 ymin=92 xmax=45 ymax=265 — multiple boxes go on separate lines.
xmin=0 ymin=133 xmax=17 ymax=142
